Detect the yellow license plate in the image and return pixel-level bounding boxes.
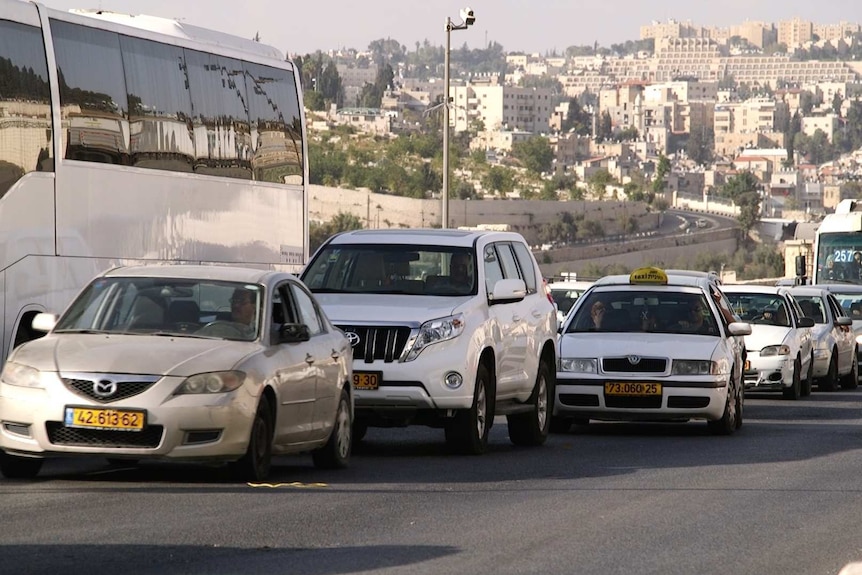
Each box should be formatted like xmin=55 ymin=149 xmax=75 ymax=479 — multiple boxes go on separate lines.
xmin=604 ymin=382 xmax=662 ymax=396
xmin=353 ymin=371 xmax=381 ymax=390
xmin=64 ymin=407 xmax=145 ymax=431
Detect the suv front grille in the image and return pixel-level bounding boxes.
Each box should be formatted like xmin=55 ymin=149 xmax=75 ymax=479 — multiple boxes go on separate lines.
xmin=602 ymin=357 xmax=667 ymax=373
xmin=337 ymin=325 xmax=413 ymax=363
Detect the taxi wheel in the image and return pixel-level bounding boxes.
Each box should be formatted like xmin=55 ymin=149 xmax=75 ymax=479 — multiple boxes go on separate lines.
xmin=445 ymin=365 xmax=492 ymax=455
xmin=840 ymin=347 xmax=859 ymax=390
xmin=231 ymin=395 xmax=273 ymax=482
xmin=782 ymin=358 xmax=802 ymax=400
xmin=801 ymin=354 xmax=814 ymax=397
xmin=507 ymin=361 xmax=552 ymax=446
xmin=707 ymin=371 xmax=739 ymax=436
xmin=0 ymin=452 xmax=43 ymax=479
xmin=819 ymin=353 xmax=838 ymax=392
xmin=312 ymin=388 xmax=352 ymax=469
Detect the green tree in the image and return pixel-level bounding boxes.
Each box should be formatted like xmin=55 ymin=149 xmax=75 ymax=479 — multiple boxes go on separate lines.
xmin=309 ymin=212 xmax=364 ymax=252
xmin=511 ymin=136 xmax=554 ymax=174
xmin=686 ymin=127 xmax=714 ymax=165
xmin=482 ymin=166 xmax=515 ymax=197
xmin=652 ymin=154 xmax=671 ymax=195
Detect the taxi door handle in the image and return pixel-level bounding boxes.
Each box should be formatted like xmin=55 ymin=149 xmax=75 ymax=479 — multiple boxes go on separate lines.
xmin=331 ymin=349 xmax=341 ymax=359
xmin=512 ymin=314 xmax=521 ymax=322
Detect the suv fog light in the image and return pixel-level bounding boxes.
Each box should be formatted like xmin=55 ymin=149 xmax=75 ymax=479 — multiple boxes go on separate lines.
xmin=444 ymin=372 xmax=463 ymax=389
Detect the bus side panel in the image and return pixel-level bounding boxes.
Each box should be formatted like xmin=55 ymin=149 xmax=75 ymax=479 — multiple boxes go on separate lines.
xmin=0 ymin=174 xmax=55 ymax=271
xmin=55 ymin=163 xmax=305 ymax=267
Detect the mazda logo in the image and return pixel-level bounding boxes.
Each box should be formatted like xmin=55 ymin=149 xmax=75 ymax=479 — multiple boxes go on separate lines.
xmin=627 ymin=355 xmax=641 ymax=365
xmin=345 ymin=331 xmax=361 ymax=347
xmin=93 ymin=379 xmax=118 ymax=398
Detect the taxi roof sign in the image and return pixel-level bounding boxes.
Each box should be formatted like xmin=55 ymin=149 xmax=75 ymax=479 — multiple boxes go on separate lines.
xmin=629 ymin=266 xmax=668 ymax=285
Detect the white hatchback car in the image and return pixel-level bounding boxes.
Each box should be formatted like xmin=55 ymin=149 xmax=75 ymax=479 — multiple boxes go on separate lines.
xmin=554 ymin=267 xmax=751 ymax=435
xmin=548 ymin=280 xmax=593 ymax=325
xmin=0 ymin=265 xmax=353 ymax=480
xmin=723 ymin=286 xmax=815 ymax=399
xmin=788 ymin=286 xmax=858 ymax=390
xmin=301 ymin=229 xmax=558 ymax=454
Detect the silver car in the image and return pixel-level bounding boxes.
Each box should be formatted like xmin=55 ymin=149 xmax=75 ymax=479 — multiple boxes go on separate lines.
xmin=0 ymin=265 xmax=353 ymax=480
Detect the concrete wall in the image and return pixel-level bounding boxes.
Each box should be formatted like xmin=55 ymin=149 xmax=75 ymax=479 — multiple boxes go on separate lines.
xmin=309 ymin=185 xmax=658 ymax=245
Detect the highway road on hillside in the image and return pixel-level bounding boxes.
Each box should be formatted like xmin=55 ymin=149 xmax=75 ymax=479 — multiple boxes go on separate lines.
xmin=4 ymin=389 xmax=862 ymax=575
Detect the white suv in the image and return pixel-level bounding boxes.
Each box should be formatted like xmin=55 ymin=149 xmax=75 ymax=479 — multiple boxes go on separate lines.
xmin=301 ymin=229 xmax=558 ymax=454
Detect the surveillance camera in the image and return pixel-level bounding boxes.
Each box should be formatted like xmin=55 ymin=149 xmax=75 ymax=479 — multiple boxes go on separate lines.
xmin=460 ymin=7 xmax=475 ymax=25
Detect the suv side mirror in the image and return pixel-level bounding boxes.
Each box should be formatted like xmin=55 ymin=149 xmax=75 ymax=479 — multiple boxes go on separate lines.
xmin=836 ymin=316 xmax=853 ymax=327
xmin=797 ymin=317 xmax=815 ymax=328
xmin=277 ymin=323 xmax=311 ymax=343
xmin=488 ymin=278 xmax=527 ymax=305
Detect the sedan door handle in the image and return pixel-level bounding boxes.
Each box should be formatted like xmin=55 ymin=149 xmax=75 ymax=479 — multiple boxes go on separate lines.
xmin=305 ymin=353 xmax=315 ymax=365
xmin=532 ymin=310 xmax=544 ymax=318
xmin=512 ymin=314 xmax=521 ymax=322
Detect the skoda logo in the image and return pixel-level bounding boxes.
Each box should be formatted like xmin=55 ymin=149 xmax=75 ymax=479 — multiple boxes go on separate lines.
xmin=94 ymin=379 xmax=118 ymax=398
xmin=345 ymin=331 xmax=361 ymax=347
xmin=627 ymin=355 xmax=642 ymax=365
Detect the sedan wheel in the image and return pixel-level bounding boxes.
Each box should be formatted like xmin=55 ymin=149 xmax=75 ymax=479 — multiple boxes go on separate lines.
xmin=707 ymin=372 xmax=738 ymax=435
xmin=840 ymin=347 xmax=859 ymax=390
xmin=312 ymin=388 xmax=352 ymax=469
xmin=0 ymin=452 xmax=43 ymax=479
xmin=230 ymin=395 xmax=273 ymax=482
xmin=819 ymin=353 xmax=838 ymax=391
xmin=782 ymin=357 xmax=801 ymax=400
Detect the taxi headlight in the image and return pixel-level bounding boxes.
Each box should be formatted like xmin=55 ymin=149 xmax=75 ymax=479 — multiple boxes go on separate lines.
xmin=760 ymin=345 xmax=790 ymax=356
xmin=404 ymin=314 xmax=465 ymax=361
xmin=176 ymin=371 xmax=245 ymax=394
xmin=0 ymin=362 xmax=43 ymax=388
xmin=672 ymin=360 xmax=720 ymax=375
xmin=559 ymin=358 xmax=597 ymax=373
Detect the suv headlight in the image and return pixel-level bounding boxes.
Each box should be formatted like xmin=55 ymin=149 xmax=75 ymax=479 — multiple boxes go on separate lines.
xmin=672 ymin=359 xmax=726 ymax=375
xmin=760 ymin=345 xmax=790 ymax=356
xmin=1 ymin=362 xmax=43 ymax=388
xmin=559 ymin=358 xmax=597 ymax=373
xmin=404 ymin=314 xmax=465 ymax=361
xmin=175 ymin=371 xmax=245 ymax=394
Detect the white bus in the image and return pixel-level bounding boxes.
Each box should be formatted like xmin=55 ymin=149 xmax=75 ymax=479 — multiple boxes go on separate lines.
xmin=813 ymin=199 xmax=862 ymax=285
xmin=0 ymin=0 xmax=309 ymax=359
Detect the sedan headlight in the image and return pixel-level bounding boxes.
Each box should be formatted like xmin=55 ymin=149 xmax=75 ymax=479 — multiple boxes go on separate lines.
xmin=175 ymin=371 xmax=245 ymax=394
xmin=404 ymin=314 xmax=465 ymax=361
xmin=760 ymin=345 xmax=790 ymax=356
xmin=0 ymin=362 xmax=43 ymax=388
xmin=672 ymin=359 xmax=727 ymax=376
xmin=559 ymin=358 xmax=597 ymax=373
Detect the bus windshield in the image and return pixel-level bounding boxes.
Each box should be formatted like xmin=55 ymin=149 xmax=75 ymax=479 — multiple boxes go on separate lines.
xmin=816 ymin=233 xmax=862 ymax=284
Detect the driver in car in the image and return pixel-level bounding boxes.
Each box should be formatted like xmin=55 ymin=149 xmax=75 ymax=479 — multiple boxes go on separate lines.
xmin=229 ymin=287 xmax=258 ymax=337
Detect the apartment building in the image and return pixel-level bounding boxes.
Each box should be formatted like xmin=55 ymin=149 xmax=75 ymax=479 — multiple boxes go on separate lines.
xmin=714 ymin=98 xmax=789 ymax=135
xmin=640 ymin=19 xmax=703 ymax=40
xmin=802 ymin=113 xmax=840 ymax=141
xmin=778 ymin=18 xmax=813 ymax=47
xmin=450 ymin=83 xmax=556 ymax=134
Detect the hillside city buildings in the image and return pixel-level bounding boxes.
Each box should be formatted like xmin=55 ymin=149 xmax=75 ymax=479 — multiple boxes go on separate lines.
xmin=312 ymin=17 xmax=862 ymax=221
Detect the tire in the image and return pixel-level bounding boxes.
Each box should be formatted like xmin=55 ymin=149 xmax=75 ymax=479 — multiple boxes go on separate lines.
xmin=507 ymin=361 xmax=552 ymax=446
xmin=230 ymin=395 xmax=273 ymax=482
xmin=445 ymin=364 xmax=492 ymax=455
xmin=840 ymin=347 xmax=859 ymax=390
xmin=0 ymin=452 xmax=43 ymax=479
xmin=707 ymin=371 xmax=739 ymax=435
xmin=801 ymin=354 xmax=813 ymax=397
xmin=819 ymin=352 xmax=838 ymax=391
xmin=312 ymin=388 xmax=352 ymax=469
xmin=782 ymin=357 xmax=802 ymax=400
xmin=106 ymin=458 xmax=139 ymax=467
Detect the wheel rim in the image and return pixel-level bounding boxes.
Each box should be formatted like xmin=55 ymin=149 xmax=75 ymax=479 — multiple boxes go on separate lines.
xmin=728 ymin=380 xmax=737 ymax=427
xmin=252 ymin=415 xmax=268 ymax=470
xmin=536 ymin=375 xmax=548 ymax=430
xmin=475 ymin=381 xmax=486 ymax=439
xmin=335 ymin=400 xmax=351 ymax=458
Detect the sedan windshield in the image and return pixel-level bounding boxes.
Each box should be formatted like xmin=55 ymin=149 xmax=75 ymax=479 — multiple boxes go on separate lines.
xmin=54 ymin=277 xmax=263 ymax=341
xmin=566 ymin=290 xmax=719 ymax=335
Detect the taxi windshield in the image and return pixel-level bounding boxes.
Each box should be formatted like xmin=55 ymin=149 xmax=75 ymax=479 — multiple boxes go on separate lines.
xmin=567 ymin=290 xmax=719 ymax=336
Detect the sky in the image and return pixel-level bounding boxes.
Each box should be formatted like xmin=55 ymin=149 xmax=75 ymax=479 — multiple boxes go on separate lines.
xmin=36 ymin=0 xmax=855 ymax=57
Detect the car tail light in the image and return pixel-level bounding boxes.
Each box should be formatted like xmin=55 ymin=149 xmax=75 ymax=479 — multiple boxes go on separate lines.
xmin=543 ymin=278 xmax=554 ymax=305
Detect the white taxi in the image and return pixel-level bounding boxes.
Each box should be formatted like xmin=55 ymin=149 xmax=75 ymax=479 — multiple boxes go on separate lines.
xmin=722 ymin=286 xmax=815 ymax=399
xmin=554 ymin=267 xmax=751 ymax=435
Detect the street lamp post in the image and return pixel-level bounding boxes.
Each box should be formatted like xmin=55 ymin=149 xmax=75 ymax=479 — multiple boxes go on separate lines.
xmin=442 ymin=8 xmax=475 ymax=229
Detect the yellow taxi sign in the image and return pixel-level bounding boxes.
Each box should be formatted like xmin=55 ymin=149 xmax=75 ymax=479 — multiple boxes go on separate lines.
xmin=629 ymin=266 xmax=668 ymax=285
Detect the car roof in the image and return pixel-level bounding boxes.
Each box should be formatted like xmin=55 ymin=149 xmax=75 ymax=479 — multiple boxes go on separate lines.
xmin=721 ymin=284 xmax=790 ymax=295
xmin=593 ymin=273 xmax=710 ymax=289
xmin=787 ymin=286 xmax=829 ymax=297
xmin=103 ymin=264 xmax=283 ymax=283
xmin=548 ymin=280 xmax=594 ymax=291
xmin=322 ymin=228 xmax=526 ymax=248
xmin=811 ymin=283 xmax=862 ymax=294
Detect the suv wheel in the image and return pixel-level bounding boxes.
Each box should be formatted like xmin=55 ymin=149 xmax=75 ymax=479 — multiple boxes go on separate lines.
xmin=445 ymin=365 xmax=492 ymax=455
xmin=507 ymin=361 xmax=552 ymax=446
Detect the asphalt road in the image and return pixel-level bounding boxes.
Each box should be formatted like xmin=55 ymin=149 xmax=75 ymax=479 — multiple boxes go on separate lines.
xmin=3 ymin=389 xmax=862 ymax=575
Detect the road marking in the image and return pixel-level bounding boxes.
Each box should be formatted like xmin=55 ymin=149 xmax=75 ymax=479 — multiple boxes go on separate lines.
xmin=247 ymin=481 xmax=329 ymax=488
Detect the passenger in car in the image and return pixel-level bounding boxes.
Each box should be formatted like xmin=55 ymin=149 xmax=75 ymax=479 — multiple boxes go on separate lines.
xmin=589 ymin=300 xmax=605 ymax=330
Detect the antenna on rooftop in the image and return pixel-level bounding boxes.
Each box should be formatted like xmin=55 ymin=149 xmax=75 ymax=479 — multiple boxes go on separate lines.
xmin=253 ymin=31 xmax=261 ymax=42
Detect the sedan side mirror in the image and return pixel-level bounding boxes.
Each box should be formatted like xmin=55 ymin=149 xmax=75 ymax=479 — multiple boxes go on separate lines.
xmin=32 ymin=313 xmax=58 ymax=333
xmin=797 ymin=317 xmax=815 ymax=328
xmin=277 ymin=323 xmax=311 ymax=344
